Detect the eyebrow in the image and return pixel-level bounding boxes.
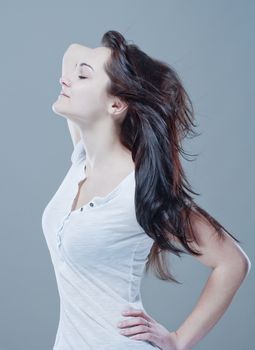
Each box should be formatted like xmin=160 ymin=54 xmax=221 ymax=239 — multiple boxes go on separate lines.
xmin=76 ymin=62 xmax=94 ymax=72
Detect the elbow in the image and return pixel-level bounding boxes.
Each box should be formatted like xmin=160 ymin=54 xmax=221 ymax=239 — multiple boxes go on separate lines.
xmin=238 ymin=249 xmax=251 ymax=276
xmin=242 ymin=255 xmax=251 ymax=277
xmin=232 ymin=253 xmax=251 ymax=280
xmin=218 ymin=252 xmax=251 ymax=283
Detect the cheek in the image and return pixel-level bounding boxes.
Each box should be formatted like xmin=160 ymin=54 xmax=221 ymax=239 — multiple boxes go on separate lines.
xmin=71 ymin=77 xmax=108 ymax=107
xmin=72 ymin=86 xmax=93 ymax=105
xmin=76 ymin=81 xmax=97 ymax=99
xmin=74 ymin=88 xmax=107 ymax=115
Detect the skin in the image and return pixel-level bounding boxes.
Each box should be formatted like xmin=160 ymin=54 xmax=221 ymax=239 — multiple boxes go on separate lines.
xmin=118 ymin=213 xmax=251 ymax=350
xmin=52 ymin=43 xmax=133 ymax=178
xmin=52 ymin=43 xmax=251 ymax=350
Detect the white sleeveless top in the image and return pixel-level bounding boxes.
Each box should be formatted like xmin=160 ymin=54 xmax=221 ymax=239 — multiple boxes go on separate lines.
xmin=41 ymin=139 xmax=158 ymax=350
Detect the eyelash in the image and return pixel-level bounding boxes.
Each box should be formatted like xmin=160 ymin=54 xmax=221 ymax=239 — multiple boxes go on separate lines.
xmin=78 ymin=76 xmax=87 ymax=79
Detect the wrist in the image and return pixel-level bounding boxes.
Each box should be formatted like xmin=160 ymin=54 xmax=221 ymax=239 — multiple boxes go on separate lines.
xmin=168 ymin=331 xmax=184 ymax=350
xmin=171 ymin=331 xmax=190 ymax=350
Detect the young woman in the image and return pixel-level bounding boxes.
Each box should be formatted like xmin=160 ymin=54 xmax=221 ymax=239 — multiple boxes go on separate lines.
xmin=42 ymin=30 xmax=251 ymax=350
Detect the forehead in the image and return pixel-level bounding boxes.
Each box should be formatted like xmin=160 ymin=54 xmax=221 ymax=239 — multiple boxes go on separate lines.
xmin=75 ymin=44 xmax=111 ymax=71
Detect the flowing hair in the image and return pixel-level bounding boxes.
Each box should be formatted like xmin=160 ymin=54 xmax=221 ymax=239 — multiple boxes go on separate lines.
xmin=100 ymin=30 xmax=241 ymax=283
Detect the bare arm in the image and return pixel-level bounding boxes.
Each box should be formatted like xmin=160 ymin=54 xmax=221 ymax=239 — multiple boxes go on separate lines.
xmin=62 ymin=44 xmax=82 ymax=147
xmin=67 ymin=119 xmax=81 ymax=147
xmin=171 ymin=212 xmax=251 ymax=350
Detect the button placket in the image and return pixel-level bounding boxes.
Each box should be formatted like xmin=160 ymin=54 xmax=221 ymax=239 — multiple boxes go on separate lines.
xmin=57 ymin=212 xmax=71 ymax=247
xmin=57 ymin=201 xmax=95 ymax=248
xmin=56 ymin=160 xmax=97 ymax=249
xmin=79 ymin=201 xmax=95 ymax=211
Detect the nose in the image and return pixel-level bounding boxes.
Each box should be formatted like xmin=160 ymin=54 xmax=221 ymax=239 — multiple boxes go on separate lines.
xmin=59 ymin=76 xmax=71 ymax=86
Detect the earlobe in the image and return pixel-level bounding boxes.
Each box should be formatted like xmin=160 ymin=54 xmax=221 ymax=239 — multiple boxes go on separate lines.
xmin=112 ymin=99 xmax=128 ymax=114
xmin=110 ymin=100 xmax=128 ymax=125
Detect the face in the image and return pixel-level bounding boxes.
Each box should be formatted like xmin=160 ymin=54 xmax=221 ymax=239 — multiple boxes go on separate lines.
xmin=52 ymin=44 xmax=118 ymax=125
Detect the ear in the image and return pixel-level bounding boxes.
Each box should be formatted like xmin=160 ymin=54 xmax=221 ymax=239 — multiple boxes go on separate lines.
xmin=108 ymin=97 xmax=128 ymax=116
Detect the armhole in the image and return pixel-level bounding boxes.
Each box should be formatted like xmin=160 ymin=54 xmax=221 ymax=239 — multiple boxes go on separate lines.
xmin=70 ymin=139 xmax=86 ymax=165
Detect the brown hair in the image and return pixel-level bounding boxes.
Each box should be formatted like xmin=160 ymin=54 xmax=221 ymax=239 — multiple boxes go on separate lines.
xmin=101 ymin=30 xmax=242 ymax=283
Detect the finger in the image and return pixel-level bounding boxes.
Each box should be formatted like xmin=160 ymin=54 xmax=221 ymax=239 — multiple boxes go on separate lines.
xmin=119 ymin=324 xmax=149 ymax=336
xmin=130 ymin=331 xmax=159 ymax=345
xmin=118 ymin=316 xmax=152 ymax=329
xmin=122 ymin=308 xmax=153 ymax=323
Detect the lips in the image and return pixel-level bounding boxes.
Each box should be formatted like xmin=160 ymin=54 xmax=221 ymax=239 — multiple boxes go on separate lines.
xmin=60 ymin=90 xmax=70 ymax=97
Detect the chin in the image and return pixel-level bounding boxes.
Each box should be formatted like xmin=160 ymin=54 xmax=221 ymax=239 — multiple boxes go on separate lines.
xmin=52 ymin=100 xmax=68 ymax=117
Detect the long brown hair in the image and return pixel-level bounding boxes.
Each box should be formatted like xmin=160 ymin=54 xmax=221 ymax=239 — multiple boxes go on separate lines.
xmin=101 ymin=30 xmax=242 ymax=283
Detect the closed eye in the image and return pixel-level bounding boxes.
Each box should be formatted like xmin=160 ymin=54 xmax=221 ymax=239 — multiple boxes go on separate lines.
xmin=78 ymin=76 xmax=87 ymax=79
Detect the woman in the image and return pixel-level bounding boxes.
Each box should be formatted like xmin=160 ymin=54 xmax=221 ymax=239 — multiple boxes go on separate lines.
xmin=42 ymin=30 xmax=251 ymax=350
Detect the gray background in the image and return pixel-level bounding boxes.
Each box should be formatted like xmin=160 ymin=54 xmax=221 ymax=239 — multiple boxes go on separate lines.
xmin=0 ymin=1 xmax=254 ymax=349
